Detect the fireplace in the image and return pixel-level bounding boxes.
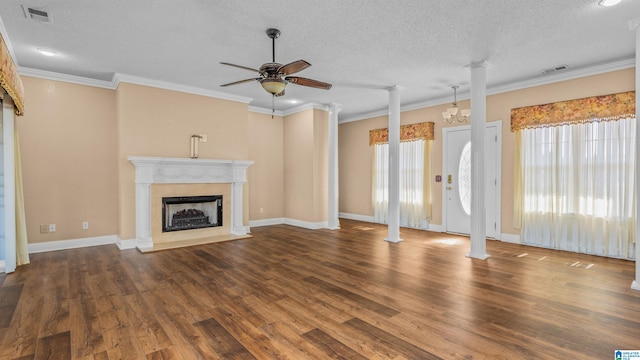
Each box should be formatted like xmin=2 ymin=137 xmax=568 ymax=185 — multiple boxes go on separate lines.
xmin=162 ymin=195 xmax=223 ymax=232
xmin=128 ymin=156 xmax=253 ymax=252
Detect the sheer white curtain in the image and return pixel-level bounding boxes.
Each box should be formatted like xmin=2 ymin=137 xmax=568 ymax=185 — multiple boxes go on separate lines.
xmin=373 ymin=139 xmax=427 ymax=228
xmin=521 ymin=117 xmax=635 ymax=258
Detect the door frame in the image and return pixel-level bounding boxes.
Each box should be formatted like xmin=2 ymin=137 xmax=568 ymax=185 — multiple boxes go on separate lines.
xmin=1 ymin=94 xmax=16 ymax=273
xmin=441 ymin=120 xmax=502 ymax=240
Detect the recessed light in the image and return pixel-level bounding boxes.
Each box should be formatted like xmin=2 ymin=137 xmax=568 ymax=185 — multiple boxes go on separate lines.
xmin=598 ymin=0 xmax=621 ymax=6
xmin=37 ymin=48 xmax=57 ymax=56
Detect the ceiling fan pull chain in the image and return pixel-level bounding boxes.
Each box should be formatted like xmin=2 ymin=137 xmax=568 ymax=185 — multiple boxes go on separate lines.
xmin=272 ymin=95 xmax=275 ymax=119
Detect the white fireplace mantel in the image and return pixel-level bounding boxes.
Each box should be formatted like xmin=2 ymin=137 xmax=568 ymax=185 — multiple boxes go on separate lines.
xmin=128 ymin=156 xmax=253 ymax=251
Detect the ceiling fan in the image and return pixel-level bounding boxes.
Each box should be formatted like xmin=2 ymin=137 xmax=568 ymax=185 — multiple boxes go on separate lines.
xmin=220 ymin=28 xmax=332 ymax=97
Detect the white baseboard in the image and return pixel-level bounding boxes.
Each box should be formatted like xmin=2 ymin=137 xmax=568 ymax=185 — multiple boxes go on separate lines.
xmin=501 ymin=233 xmax=521 ymax=244
xmin=249 ymin=217 xmax=330 ymax=230
xmin=249 ymin=218 xmax=285 ymax=227
xmin=339 ymin=212 xmax=375 ymax=223
xmin=339 ymin=212 xmax=444 ymax=233
xmin=116 ymin=237 xmax=138 ymax=250
xmin=284 ymin=218 xmax=328 ymax=230
xmin=632 ymin=280 xmax=640 ymax=291
xmin=0 ymin=260 xmax=5 ymax=273
xmin=28 ymin=235 xmax=119 ymax=254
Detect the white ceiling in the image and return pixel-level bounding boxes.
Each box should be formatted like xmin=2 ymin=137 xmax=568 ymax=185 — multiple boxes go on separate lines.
xmin=0 ymin=0 xmax=638 ymax=120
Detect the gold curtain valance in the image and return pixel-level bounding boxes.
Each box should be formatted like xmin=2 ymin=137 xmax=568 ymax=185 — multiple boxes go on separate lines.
xmin=0 ymin=33 xmax=24 ymax=116
xmin=510 ymin=91 xmax=635 ymax=132
xmin=369 ymin=121 xmax=434 ymax=146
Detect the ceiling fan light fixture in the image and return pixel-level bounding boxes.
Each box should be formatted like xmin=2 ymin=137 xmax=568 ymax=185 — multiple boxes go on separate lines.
xmin=260 ymin=78 xmax=286 ymax=94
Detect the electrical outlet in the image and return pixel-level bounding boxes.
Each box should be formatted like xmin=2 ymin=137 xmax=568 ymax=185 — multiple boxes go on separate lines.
xmin=40 ymin=224 xmax=48 ymax=234
xmin=82 ymin=221 xmax=89 ymax=230
xmin=259 ymin=207 xmax=264 ymax=214
xmin=49 ymin=224 xmax=56 ymax=232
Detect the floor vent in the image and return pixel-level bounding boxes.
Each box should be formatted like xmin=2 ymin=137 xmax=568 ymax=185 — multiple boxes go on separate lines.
xmin=22 ymin=5 xmax=52 ymax=23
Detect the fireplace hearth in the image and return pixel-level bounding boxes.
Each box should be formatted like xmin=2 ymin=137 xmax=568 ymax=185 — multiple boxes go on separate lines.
xmin=162 ymin=195 xmax=222 ymax=232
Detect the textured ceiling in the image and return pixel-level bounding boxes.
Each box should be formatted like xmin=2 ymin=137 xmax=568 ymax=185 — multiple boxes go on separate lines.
xmin=0 ymin=0 xmax=638 ymax=120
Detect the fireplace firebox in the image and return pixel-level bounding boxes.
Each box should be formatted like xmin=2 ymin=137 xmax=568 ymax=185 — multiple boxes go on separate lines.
xmin=162 ymin=195 xmax=223 ymax=232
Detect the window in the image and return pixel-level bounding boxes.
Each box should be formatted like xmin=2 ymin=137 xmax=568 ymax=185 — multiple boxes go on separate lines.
xmin=373 ymin=139 xmax=428 ymax=229
xmin=520 ymin=118 xmax=635 ymax=258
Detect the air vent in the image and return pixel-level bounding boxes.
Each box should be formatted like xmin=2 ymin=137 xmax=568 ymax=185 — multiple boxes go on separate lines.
xmin=22 ymin=5 xmax=52 ymax=23
xmin=541 ymin=64 xmax=569 ymax=74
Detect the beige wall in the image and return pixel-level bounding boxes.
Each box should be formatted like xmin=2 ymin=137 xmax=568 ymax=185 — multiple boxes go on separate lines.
xmin=248 ymin=111 xmax=284 ymax=220
xmin=283 ymin=108 xmax=329 ymax=223
xmin=338 ymin=68 xmax=635 ymax=235
xmin=17 ymin=67 xmax=633 ymax=245
xmin=16 ymin=75 xmax=321 ymax=245
xmin=17 ymin=76 xmax=119 ymax=243
xmin=338 ymin=114 xmax=385 ymax=217
xmin=115 ymin=83 xmax=250 ymax=240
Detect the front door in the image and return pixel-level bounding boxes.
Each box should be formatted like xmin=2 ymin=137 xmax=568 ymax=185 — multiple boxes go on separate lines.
xmin=443 ymin=124 xmax=499 ymax=238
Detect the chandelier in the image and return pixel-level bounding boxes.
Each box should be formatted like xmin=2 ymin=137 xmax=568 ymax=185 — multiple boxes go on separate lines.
xmin=442 ymin=86 xmax=470 ymax=124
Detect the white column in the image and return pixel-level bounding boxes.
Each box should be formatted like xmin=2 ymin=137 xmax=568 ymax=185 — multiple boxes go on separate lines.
xmin=385 ymin=86 xmax=402 ymax=242
xmin=629 ymin=18 xmax=640 ymax=291
xmin=134 ymin=182 xmax=153 ymax=251
xmin=231 ymin=182 xmax=248 ymax=235
xmin=327 ymin=103 xmax=342 ymax=230
xmin=467 ymin=62 xmax=489 ymax=259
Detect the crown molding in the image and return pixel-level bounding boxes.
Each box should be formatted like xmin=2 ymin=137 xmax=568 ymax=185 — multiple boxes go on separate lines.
xmin=113 ymin=73 xmax=253 ymax=104
xmin=338 ymin=57 xmax=636 ymax=124
xmin=282 ymin=102 xmax=329 ymax=116
xmin=248 ymin=106 xmax=284 ymax=117
xmin=486 ymin=57 xmax=635 ymax=97
xmin=19 ymin=67 xmax=116 ymax=89
xmin=339 ymin=108 xmax=390 ymax=124
xmin=249 ymin=102 xmax=329 ymax=117
xmin=18 ymin=67 xmax=255 ymax=104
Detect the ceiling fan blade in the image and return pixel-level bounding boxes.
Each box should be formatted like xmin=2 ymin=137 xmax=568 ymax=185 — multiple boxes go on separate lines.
xmin=220 ymin=78 xmax=260 ymax=87
xmin=279 ymin=60 xmax=311 ymax=75
xmin=220 ymin=62 xmax=261 ymax=73
xmin=285 ymin=76 xmax=332 ymax=90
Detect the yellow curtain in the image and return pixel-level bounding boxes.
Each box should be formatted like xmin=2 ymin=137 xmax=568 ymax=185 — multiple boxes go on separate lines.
xmin=0 ymin=33 xmax=24 ymax=115
xmin=511 ymin=91 xmax=634 ymax=132
xmin=369 ymin=121 xmax=435 ymax=145
xmin=15 ymin=130 xmax=28 ymax=265
xmin=370 ymin=121 xmax=435 ymax=223
xmin=0 ymin=31 xmax=28 ymax=268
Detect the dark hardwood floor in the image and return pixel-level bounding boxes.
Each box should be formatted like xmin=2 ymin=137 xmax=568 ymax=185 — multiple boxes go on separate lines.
xmin=1 ymin=219 xmax=639 ymax=359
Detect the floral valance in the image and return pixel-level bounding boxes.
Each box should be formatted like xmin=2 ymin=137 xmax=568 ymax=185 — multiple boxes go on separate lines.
xmin=369 ymin=121 xmax=435 ymax=145
xmin=0 ymin=33 xmax=24 ymax=116
xmin=510 ymin=91 xmax=635 ymax=132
